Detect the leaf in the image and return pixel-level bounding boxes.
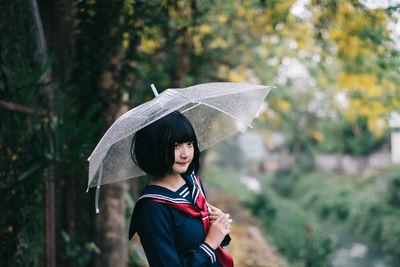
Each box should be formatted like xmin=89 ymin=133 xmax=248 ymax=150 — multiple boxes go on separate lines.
xmin=17 ymin=163 xmax=41 ymax=182
xmin=61 ymin=230 xmax=71 ymax=243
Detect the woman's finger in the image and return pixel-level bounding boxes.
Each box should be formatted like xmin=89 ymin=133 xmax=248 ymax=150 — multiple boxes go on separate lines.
xmin=209 ymin=204 xmax=222 ymax=213
xmin=214 ymin=214 xmax=226 ymax=223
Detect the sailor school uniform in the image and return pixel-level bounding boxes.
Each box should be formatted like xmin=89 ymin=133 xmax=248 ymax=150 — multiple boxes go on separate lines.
xmin=129 ymin=172 xmax=233 ymax=267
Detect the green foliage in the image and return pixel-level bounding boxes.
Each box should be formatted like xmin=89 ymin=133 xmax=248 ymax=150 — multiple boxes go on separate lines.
xmin=343 ymin=169 xmax=400 ymax=262
xmin=0 ymin=15 xmax=49 ymax=263
xmin=302 ymin=229 xmax=334 ymax=267
xmin=270 ymin=168 xmax=300 ymax=197
xmin=240 ymin=166 xmax=400 ymax=265
xmin=61 ymin=230 xmax=100 ymax=265
xmin=243 ymin=193 xmax=277 ymax=224
xmin=270 ymin=167 xmax=400 ymax=262
xmin=316 ymin=117 xmax=390 ymax=155
xmin=246 ymin=186 xmax=335 ymax=266
xmin=386 ymin=172 xmax=400 ymax=207
xmin=0 ymin=1 xmax=108 ymax=265
xmin=203 ymin=162 xmax=335 ymax=266
xmin=201 ymin=162 xmax=254 ymax=201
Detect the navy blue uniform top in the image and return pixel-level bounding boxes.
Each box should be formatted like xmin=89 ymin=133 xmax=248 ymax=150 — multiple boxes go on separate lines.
xmin=129 ymin=175 xmax=228 ymax=267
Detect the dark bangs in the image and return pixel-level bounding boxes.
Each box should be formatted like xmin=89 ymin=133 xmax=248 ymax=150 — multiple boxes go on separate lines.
xmin=171 ymin=113 xmax=197 ymax=144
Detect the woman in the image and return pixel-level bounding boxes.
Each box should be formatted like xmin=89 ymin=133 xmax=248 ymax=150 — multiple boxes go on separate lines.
xmin=129 ymin=111 xmax=234 ymax=267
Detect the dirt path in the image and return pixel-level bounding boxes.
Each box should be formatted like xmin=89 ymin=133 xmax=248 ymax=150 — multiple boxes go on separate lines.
xmin=206 ymin=186 xmax=288 ymax=267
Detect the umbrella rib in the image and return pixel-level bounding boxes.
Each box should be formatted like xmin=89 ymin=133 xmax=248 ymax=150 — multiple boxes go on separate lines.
xmin=181 ymin=102 xmax=201 ymax=113
xmin=191 ymin=101 xmax=253 ymax=128
xmin=171 ymin=90 xmax=253 ymax=128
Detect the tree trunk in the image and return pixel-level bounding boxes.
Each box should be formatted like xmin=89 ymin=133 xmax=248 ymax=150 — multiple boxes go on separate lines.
xmin=37 ymin=0 xmax=76 ymax=85
xmin=94 ymin=95 xmax=128 ymax=267
xmin=91 ymin=2 xmax=128 ymax=266
xmin=39 ymin=0 xmax=129 ymax=265
xmin=174 ymin=29 xmax=191 ymax=88
xmin=36 ymin=1 xmax=79 ymax=266
xmin=31 ymin=1 xmax=56 ymax=266
xmin=94 ymin=182 xmax=127 ymax=267
xmin=173 ymin=1 xmax=198 ymax=88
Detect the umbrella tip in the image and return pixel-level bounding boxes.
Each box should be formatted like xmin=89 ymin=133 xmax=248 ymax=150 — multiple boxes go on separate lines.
xmin=150 ymin=84 xmax=159 ymax=97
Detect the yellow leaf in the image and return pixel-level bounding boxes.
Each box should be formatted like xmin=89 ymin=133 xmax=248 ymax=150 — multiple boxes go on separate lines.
xmin=278 ymin=100 xmax=291 ymax=112
xmin=210 ymin=38 xmax=230 ymax=49
xmin=198 ymin=24 xmax=212 ymax=35
xmin=218 ymin=15 xmax=229 ymax=24
xmin=228 ymin=71 xmax=247 ymax=83
xmin=218 ymin=65 xmax=230 ymax=78
xmin=311 ymin=130 xmax=324 ymax=142
xmin=140 ymin=38 xmax=160 ymax=54
xmin=192 ymin=35 xmax=203 ymax=55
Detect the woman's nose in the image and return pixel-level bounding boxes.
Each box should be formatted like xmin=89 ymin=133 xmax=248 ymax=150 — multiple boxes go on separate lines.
xmin=180 ymin=145 xmax=190 ymax=157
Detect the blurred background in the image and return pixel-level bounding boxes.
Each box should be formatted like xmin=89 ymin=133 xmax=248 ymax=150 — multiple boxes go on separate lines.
xmin=1 ymin=0 xmax=400 ymax=266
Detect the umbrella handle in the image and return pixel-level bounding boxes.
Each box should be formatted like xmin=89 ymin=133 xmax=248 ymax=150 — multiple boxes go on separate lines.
xmin=95 ymin=164 xmax=103 ymax=214
xmin=151 ymin=84 xmax=159 ymax=97
xmin=95 ymin=186 xmax=100 ymax=214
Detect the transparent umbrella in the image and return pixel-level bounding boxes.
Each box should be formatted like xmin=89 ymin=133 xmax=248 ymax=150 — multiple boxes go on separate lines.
xmin=87 ymin=82 xmax=272 ymax=212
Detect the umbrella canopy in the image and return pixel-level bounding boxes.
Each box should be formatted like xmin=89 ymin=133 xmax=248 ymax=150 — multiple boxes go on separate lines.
xmin=87 ymin=82 xmax=272 ymax=191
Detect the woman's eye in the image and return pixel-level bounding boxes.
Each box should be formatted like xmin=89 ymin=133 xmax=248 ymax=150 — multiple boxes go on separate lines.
xmin=175 ymin=142 xmax=193 ymax=149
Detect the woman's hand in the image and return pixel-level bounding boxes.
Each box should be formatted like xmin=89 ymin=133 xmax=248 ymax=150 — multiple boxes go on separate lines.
xmin=204 ymin=213 xmax=232 ymax=250
xmin=208 ymin=204 xmax=227 ymax=224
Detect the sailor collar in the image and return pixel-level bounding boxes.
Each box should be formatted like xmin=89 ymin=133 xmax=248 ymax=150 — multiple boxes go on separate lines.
xmin=138 ymin=172 xmax=204 ymax=208
xmin=129 ymin=172 xmax=206 ymax=239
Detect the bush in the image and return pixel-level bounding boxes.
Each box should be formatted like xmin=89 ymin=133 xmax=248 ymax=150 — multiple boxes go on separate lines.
xmin=270 ymin=168 xmax=300 ymax=197
xmin=245 ymin=188 xmax=335 ymax=266
xmin=243 ymin=193 xmax=276 ymax=225
xmin=387 ymin=173 xmax=400 ymax=207
xmin=268 ymin=167 xmax=400 ymax=263
xmin=302 ymin=229 xmax=334 ymax=267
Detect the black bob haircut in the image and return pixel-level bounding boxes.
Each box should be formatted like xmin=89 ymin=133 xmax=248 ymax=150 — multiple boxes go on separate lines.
xmin=131 ymin=111 xmax=200 ymax=178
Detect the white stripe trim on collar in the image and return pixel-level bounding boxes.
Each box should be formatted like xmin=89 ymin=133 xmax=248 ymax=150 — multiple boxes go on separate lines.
xmin=190 ymin=173 xmax=211 ymax=211
xmin=179 ymin=187 xmax=189 ymax=196
xmin=181 ymin=190 xmax=190 ymax=198
xmin=139 ymin=194 xmax=191 ymax=204
xmin=190 ymin=174 xmax=198 ymax=198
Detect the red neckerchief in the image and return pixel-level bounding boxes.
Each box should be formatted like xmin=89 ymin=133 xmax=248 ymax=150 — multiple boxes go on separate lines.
xmin=143 ymin=175 xmax=234 ymax=267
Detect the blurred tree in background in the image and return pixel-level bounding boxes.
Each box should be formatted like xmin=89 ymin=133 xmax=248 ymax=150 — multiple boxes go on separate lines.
xmin=1 ymin=2 xmax=49 ymax=265
xmin=1 ymin=0 xmax=400 ymax=266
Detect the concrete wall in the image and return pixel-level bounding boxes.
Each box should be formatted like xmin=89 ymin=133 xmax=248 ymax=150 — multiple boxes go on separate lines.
xmin=392 ymin=132 xmax=400 ymax=164
xmin=314 ymin=151 xmax=392 ymax=175
xmin=238 ymin=131 xmax=397 ymax=175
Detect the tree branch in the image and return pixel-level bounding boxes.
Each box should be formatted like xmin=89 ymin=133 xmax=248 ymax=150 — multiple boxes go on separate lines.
xmin=0 ymin=100 xmax=47 ymax=117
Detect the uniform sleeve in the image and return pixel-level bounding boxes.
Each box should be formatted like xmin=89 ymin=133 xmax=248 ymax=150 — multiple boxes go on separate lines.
xmin=137 ymin=201 xmax=218 ymax=267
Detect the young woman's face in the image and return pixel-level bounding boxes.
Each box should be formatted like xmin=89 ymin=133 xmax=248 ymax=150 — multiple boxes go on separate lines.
xmin=172 ymin=141 xmax=194 ymax=174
